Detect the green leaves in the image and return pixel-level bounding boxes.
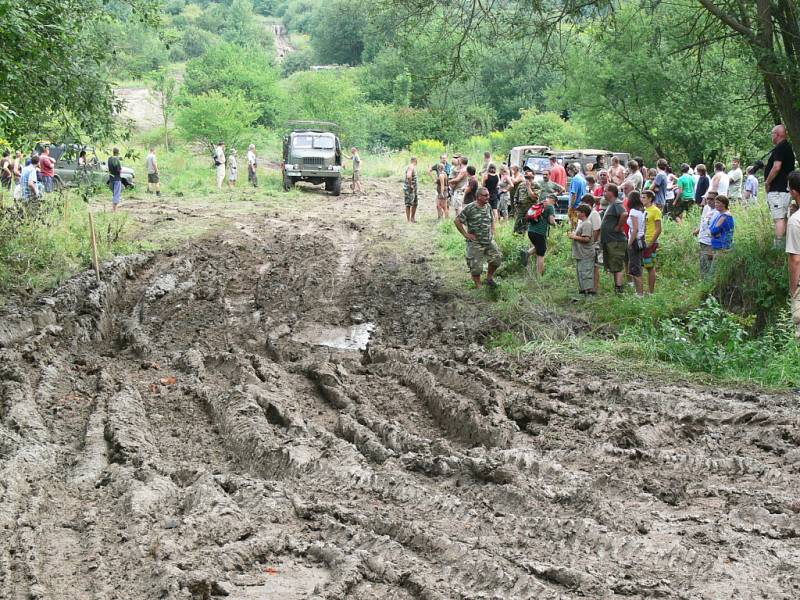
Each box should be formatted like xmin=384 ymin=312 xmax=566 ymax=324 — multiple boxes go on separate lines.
xmin=176 ymin=91 xmax=258 ymax=150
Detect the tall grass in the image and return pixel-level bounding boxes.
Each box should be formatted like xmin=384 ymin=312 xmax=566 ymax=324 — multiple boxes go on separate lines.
xmin=0 ymin=191 xmax=147 ymax=297
xmin=436 ymin=200 xmax=798 ymax=388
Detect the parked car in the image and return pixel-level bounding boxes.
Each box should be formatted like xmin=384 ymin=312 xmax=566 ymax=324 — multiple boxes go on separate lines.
xmin=548 ymin=149 xmax=615 ymax=174
xmin=34 ymin=142 xmax=136 ymax=190
xmin=507 ymin=145 xmax=551 ymax=183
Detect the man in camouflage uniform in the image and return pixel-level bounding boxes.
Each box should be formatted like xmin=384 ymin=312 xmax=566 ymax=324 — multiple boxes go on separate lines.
xmin=404 ymin=156 xmax=419 ymax=223
xmin=455 ymin=186 xmax=503 ymax=288
xmin=513 ymin=166 xmax=540 ymax=234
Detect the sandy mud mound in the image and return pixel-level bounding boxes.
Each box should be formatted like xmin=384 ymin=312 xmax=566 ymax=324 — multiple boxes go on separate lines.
xmin=1 ymin=201 xmax=799 ymax=599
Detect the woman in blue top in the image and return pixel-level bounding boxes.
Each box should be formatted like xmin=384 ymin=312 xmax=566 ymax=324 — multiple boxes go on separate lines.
xmin=709 ymin=195 xmax=734 ymax=254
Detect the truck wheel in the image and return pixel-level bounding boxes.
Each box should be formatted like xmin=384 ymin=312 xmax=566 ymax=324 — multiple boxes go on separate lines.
xmin=53 ymin=175 xmax=65 ymax=192
xmin=283 ymin=174 xmax=293 ymax=191
xmin=330 ymin=177 xmax=341 ymax=197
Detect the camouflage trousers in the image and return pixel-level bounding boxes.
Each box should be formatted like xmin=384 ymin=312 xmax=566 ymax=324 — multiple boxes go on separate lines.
xmin=466 ymin=240 xmax=503 ymax=276
xmin=404 ymin=185 xmax=418 ymax=207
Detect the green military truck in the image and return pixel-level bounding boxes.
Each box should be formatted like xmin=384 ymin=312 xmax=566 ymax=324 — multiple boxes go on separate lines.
xmin=281 ymin=121 xmax=343 ymax=196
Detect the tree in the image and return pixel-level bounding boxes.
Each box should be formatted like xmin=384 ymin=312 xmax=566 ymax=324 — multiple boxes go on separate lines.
xmin=549 ymin=1 xmax=764 ymax=163
xmin=502 ymin=109 xmax=585 ymax=153
xmin=0 ymin=0 xmax=158 ymax=143
xmin=175 ymin=92 xmax=258 ymax=150
xmin=184 ymin=43 xmax=283 ymax=126
xmin=693 ymin=0 xmax=800 ymax=142
xmin=149 ymin=69 xmax=179 ymax=151
xmin=309 ymin=0 xmax=368 ymax=65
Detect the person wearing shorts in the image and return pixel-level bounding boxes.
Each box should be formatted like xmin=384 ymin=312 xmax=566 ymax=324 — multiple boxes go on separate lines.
xmin=765 ymin=124 xmax=795 ymax=248
xmin=641 ymin=189 xmax=662 ymax=294
xmin=600 ymin=184 xmax=628 ymax=293
xmin=146 ymin=147 xmax=161 ymax=196
xmin=786 ymin=171 xmax=800 ymax=340
xmin=626 ymin=191 xmax=645 ymax=296
xmin=454 ymin=187 xmax=502 ymax=288
xmin=524 ymin=195 xmax=556 ymax=276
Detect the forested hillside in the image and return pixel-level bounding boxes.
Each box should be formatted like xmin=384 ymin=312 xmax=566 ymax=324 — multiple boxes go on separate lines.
xmin=2 ymin=0 xmax=794 ymax=165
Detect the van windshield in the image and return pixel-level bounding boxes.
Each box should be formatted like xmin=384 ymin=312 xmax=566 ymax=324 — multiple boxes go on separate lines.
xmin=293 ymin=135 xmax=335 ymax=150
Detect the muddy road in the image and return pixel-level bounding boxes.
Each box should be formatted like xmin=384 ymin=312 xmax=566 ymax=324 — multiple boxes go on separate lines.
xmin=1 ymin=182 xmax=799 ymax=599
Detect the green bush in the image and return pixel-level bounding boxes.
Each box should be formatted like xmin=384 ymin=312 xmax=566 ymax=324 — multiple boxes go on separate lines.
xmin=502 ymin=108 xmax=586 ymax=153
xmin=410 ymin=139 xmax=445 ymax=157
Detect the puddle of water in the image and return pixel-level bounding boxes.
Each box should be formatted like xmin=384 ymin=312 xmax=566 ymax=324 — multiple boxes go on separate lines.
xmin=292 ymin=322 xmax=375 ymax=351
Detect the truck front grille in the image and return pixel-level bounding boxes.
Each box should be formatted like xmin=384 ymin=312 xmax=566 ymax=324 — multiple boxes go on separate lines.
xmin=302 ymin=157 xmax=324 ymax=166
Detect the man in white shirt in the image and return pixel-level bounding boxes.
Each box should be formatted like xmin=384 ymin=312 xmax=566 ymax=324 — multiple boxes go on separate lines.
xmin=247 ymin=144 xmax=258 ymax=187
xmin=727 ymin=157 xmax=743 ymax=203
xmin=707 ymin=162 xmax=729 ymax=201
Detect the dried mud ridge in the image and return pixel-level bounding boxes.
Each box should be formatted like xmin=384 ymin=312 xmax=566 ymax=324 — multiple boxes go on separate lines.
xmin=1 ymin=210 xmax=800 ymax=599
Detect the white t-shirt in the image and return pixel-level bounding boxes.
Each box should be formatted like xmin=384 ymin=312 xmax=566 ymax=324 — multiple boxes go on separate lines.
xmin=214 ymin=146 xmax=225 ymax=166
xmin=716 ymin=172 xmax=730 ymax=196
xmin=247 ymin=150 xmax=256 ymax=167
xmin=627 ymin=207 xmax=646 ymax=241
xmin=698 ymin=204 xmax=719 ymax=246
xmin=786 ymin=208 xmax=800 ymax=255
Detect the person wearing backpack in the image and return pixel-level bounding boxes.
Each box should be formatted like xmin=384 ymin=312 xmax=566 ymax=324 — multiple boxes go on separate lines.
xmin=523 ymin=193 xmax=557 ymax=276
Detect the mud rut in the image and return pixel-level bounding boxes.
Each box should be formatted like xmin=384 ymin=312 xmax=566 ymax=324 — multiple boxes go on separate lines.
xmin=1 ymin=187 xmax=800 ymax=599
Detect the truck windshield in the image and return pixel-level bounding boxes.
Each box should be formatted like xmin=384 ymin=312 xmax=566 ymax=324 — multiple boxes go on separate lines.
xmin=524 ymin=157 xmax=551 ymax=172
xmin=293 ymin=135 xmax=335 ymax=149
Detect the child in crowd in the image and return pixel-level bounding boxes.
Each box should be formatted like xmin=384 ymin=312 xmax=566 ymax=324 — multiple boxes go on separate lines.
xmin=709 ymin=195 xmax=735 ymax=261
xmin=568 ymin=204 xmax=596 ymax=295
xmin=626 ymin=191 xmax=646 ymax=296
xmin=693 ymin=197 xmax=719 ymax=277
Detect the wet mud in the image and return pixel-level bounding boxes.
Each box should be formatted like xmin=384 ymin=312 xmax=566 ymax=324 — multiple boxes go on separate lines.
xmin=1 ymin=188 xmax=799 ymax=599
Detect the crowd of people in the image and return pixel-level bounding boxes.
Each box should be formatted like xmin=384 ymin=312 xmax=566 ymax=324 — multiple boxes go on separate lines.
xmin=423 ymin=124 xmax=799 ymax=339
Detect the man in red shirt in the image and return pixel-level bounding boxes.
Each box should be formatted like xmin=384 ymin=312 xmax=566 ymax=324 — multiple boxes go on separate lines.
xmin=548 ymin=156 xmax=567 ymax=189
xmin=38 ymin=145 xmax=55 ymax=193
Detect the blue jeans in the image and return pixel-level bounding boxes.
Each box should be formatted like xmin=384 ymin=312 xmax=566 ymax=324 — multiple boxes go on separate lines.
xmin=112 ymin=180 xmax=123 ymax=205
xmin=41 ymin=175 xmax=53 ymax=192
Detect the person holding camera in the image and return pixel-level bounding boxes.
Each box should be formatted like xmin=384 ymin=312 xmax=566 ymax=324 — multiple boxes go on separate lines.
xmin=763 ymin=124 xmax=795 ymax=248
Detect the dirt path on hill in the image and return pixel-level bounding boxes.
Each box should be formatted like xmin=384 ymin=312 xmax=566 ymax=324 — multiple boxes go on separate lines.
xmin=1 ymin=181 xmax=799 ymax=599
xmin=273 ymin=23 xmax=294 ymax=61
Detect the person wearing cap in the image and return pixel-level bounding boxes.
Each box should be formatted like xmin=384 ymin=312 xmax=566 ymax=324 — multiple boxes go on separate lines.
xmin=727 ymin=157 xmax=743 ymax=203
xmin=214 ymin=141 xmax=226 ymax=189
xmin=247 ymin=144 xmax=258 ymax=187
xmin=227 ymin=148 xmax=238 ymax=188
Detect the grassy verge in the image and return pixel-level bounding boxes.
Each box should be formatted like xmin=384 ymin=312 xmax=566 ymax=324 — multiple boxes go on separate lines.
xmin=0 ymin=190 xmax=151 ymax=298
xmin=436 ymin=202 xmax=800 ymax=389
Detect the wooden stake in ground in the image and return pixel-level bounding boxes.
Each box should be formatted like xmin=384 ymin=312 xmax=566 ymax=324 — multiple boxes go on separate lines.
xmin=88 ymin=210 xmax=101 ymax=283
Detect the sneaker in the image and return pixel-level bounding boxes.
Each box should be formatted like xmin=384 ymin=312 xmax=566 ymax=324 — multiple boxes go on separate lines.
xmin=519 ymin=249 xmax=529 ymax=267
xmin=615 ymin=285 xmax=624 ymax=294
xmin=485 ymin=278 xmax=498 ymax=288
